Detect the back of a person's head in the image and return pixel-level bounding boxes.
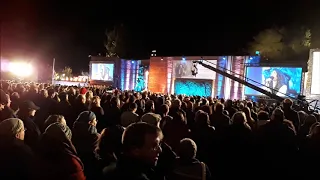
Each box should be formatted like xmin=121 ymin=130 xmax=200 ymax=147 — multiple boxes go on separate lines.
xmin=59 ymin=92 xmax=68 ymax=101
xmin=177 ymin=138 xmax=197 ymax=159
xmin=129 ymin=102 xmax=138 ymax=111
xmin=271 ymin=108 xmax=285 ymax=122
xmin=145 ymin=100 xmax=154 ymax=110
xmin=127 ymin=95 xmax=136 ymax=104
xmin=160 ymin=104 xmax=169 ymax=115
xmin=258 ymin=111 xmax=269 ymax=121
xmin=239 ymin=103 xmax=245 ymax=111
xmin=122 ymin=122 xmax=162 ymax=153
xmin=172 ymin=111 xmax=186 ymax=125
xmin=195 ymin=110 xmax=210 ymax=127
xmin=0 ymin=118 xmax=24 ymax=139
xmin=44 ymin=122 xmax=72 ymax=141
xmin=97 ymin=125 xmax=125 ymax=156
xmin=214 ymin=102 xmax=224 ymax=113
xmin=110 ymin=97 xmax=120 ymax=107
xmin=226 ymin=99 xmax=232 ymax=107
xmin=298 ymin=111 xmax=308 ymax=125
xmin=283 ymin=99 xmax=293 ymax=109
xmin=141 ymin=113 xmax=161 ymax=127
xmin=247 ymin=101 xmax=253 ymax=109
xmin=44 ymin=115 xmax=66 ymax=130
xmin=305 ymin=114 xmax=317 ymax=126
xmin=308 ymin=122 xmax=320 ymax=138
xmin=200 ymin=105 xmax=211 ymax=115
xmin=172 ymin=99 xmax=181 ymax=108
xmin=231 ymin=111 xmax=247 ymax=125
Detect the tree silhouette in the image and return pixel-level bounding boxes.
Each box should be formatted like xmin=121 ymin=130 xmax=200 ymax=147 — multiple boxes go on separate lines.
xmin=105 ymin=24 xmax=129 ymax=58
xmin=248 ymin=27 xmax=311 ymax=61
xmin=62 ymin=66 xmax=73 ymax=77
xmin=248 ymin=28 xmax=285 ymax=59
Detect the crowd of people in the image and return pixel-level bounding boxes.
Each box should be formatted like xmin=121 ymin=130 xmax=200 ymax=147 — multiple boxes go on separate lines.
xmin=0 ymin=81 xmax=319 ymax=180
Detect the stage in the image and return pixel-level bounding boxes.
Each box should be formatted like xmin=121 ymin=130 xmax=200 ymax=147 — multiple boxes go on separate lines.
xmin=88 ymin=51 xmax=320 ymax=103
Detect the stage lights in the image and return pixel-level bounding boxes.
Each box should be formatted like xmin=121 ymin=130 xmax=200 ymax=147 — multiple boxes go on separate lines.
xmin=8 ymin=62 xmax=33 ymax=77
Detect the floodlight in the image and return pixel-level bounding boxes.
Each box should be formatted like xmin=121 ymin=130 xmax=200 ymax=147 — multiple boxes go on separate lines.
xmin=8 ymin=62 xmax=33 ymax=77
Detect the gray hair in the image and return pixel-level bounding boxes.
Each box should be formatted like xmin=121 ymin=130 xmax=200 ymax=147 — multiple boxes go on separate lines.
xmin=178 ymin=138 xmax=197 ymax=159
xmin=0 ymin=118 xmax=24 ymax=137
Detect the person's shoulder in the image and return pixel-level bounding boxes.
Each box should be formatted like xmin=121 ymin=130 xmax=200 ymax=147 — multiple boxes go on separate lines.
xmin=69 ymin=156 xmax=84 ymax=171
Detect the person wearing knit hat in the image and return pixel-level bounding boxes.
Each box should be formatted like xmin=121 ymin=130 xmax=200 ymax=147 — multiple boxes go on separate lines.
xmin=72 ymin=111 xmax=99 ymax=180
xmin=73 ymin=111 xmax=98 ymax=135
xmin=43 ymin=115 xmax=67 ymax=132
xmin=0 ymin=118 xmax=35 ymax=180
xmin=0 ymin=118 xmax=25 ymax=140
xmin=44 ymin=122 xmax=72 ymax=141
xmin=75 ymin=111 xmax=97 ymax=125
xmin=37 ymin=122 xmax=86 ymax=180
xmin=80 ymin=87 xmax=87 ymax=95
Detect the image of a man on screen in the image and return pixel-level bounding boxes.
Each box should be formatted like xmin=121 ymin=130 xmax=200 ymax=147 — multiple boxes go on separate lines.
xmin=99 ymin=64 xmax=110 ymax=81
xmin=264 ymin=69 xmax=289 ymax=96
xmin=175 ymin=63 xmax=187 ymax=78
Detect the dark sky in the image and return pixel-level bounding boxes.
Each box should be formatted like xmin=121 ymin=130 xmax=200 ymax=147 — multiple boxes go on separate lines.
xmin=1 ymin=0 xmax=311 ymax=73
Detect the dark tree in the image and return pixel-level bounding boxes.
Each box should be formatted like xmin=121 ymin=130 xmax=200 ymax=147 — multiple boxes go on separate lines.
xmin=105 ymin=24 xmax=131 ymax=58
xmin=248 ymin=26 xmax=311 ymax=61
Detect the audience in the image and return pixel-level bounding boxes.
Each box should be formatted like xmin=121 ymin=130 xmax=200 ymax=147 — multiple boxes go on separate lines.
xmin=1 ymin=82 xmax=318 ymax=180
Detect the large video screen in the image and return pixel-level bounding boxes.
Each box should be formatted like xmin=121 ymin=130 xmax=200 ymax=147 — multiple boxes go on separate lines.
xmin=91 ymin=63 xmax=114 ymax=81
xmin=311 ymin=51 xmax=320 ymax=94
xmin=244 ymin=67 xmax=302 ymax=97
xmin=174 ymin=79 xmax=213 ymax=97
xmin=172 ymin=60 xmax=217 ymax=80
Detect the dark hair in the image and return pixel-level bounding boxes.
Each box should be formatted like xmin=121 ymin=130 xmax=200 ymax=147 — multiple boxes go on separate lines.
xmin=258 ymin=111 xmax=269 ymax=120
xmin=201 ymin=105 xmax=212 ymax=115
xmin=160 ymin=104 xmax=169 ymax=115
xmin=96 ymin=125 xmax=125 ymax=159
xmin=129 ymin=102 xmax=138 ymax=111
xmin=122 ymin=122 xmax=162 ymax=152
xmin=195 ymin=110 xmax=210 ymax=127
xmin=177 ymin=138 xmax=197 ymax=159
xmin=214 ymin=102 xmax=224 ymax=113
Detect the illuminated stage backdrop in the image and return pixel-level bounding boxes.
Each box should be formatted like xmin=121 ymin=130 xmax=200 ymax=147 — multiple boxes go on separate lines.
xmin=120 ymin=60 xmax=140 ymax=90
xmin=174 ymin=79 xmax=213 ymax=97
xmin=148 ymin=56 xmax=258 ymax=99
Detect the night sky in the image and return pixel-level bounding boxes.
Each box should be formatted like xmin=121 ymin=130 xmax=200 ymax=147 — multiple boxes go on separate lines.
xmin=1 ymin=1 xmax=311 ymax=73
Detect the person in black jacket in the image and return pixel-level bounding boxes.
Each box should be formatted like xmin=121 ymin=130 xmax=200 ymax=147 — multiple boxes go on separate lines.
xmin=0 ymin=118 xmax=35 ymax=179
xmin=104 ymin=122 xmax=164 ymax=180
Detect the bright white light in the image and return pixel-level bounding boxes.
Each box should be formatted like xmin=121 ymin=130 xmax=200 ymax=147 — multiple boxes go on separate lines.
xmin=145 ymin=70 xmax=149 ymax=89
xmin=311 ymin=52 xmax=320 ymax=94
xmin=8 ymin=62 xmax=33 ymax=77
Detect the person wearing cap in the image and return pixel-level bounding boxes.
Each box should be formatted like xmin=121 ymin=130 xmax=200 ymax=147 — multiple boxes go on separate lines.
xmin=17 ymin=100 xmax=41 ymax=151
xmin=0 ymin=118 xmax=35 ymax=179
xmin=72 ymin=111 xmax=100 ymax=179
